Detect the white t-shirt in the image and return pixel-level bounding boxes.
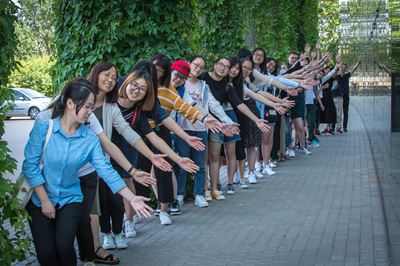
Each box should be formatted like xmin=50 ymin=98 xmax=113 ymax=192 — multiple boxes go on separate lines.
xmin=181 ymin=81 xmax=207 ymax=132
xmin=36 ymin=109 xmax=104 ymax=177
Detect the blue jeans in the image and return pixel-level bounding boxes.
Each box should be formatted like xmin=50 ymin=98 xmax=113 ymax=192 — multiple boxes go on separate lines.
xmin=175 ymin=130 xmax=208 ymax=196
xmin=285 ymin=116 xmax=292 ymax=148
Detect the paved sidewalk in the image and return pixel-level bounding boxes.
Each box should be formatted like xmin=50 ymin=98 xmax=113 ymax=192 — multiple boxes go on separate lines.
xmin=15 ymin=102 xmax=393 ymax=266
xmin=109 ymin=104 xmax=390 ymax=266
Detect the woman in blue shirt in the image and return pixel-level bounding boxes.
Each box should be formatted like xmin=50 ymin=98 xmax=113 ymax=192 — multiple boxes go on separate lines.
xmin=23 ymin=78 xmax=153 ymax=266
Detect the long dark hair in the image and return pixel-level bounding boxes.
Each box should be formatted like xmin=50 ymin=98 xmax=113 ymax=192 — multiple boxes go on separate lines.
xmin=237 ymin=48 xmax=252 ymax=60
xmin=241 ymin=57 xmax=255 ymax=83
xmin=266 ymin=57 xmax=279 ymax=76
xmin=150 ymin=53 xmax=171 ymax=88
xmin=87 ymin=62 xmax=118 ymax=103
xmin=229 ymin=57 xmax=244 ymax=101
xmin=252 ymin=47 xmax=267 ymax=73
xmin=52 ymin=77 xmax=94 ymax=118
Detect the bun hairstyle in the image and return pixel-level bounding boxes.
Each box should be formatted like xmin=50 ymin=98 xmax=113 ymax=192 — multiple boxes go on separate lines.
xmin=52 ymin=77 xmax=94 ymax=118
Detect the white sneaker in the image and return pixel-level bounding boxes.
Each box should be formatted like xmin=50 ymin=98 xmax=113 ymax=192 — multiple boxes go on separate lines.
xmin=255 ymin=162 xmax=262 ymax=172
xmin=159 ymin=211 xmax=172 ymax=225
xmin=233 ymin=171 xmax=240 ymax=184
xmin=248 ymin=172 xmax=258 ymax=184
xmin=262 ymin=166 xmax=276 ymax=176
xmin=102 ymin=234 xmax=116 ymax=250
xmin=124 ymin=220 xmax=137 ymax=238
xmin=269 ymin=160 xmax=277 ymax=168
xmin=132 ymin=214 xmax=141 ymax=224
xmin=240 ymin=180 xmax=249 ymax=189
xmin=114 ymin=233 xmax=128 ymax=249
xmin=205 ymin=191 xmax=212 ymax=202
xmin=288 ymin=149 xmax=296 ymax=157
xmin=195 ymin=195 xmax=209 ymax=208
xmin=303 ymin=147 xmax=312 ymax=155
xmin=176 ymin=194 xmax=184 ymax=207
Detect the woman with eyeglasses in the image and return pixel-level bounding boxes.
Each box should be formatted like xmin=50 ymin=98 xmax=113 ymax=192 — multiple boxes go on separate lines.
xmin=172 ymin=55 xmax=240 ymax=207
xmin=113 ymin=60 xmax=203 ymax=228
xmin=147 ymin=54 xmax=229 ymax=220
xmin=36 ymin=93 xmax=157 ymax=265
xmin=228 ymin=57 xmax=290 ymax=187
xmin=23 ymin=78 xmax=153 ymax=266
xmin=200 ymin=56 xmax=271 ymax=198
xmin=86 ymin=62 xmax=174 ymax=262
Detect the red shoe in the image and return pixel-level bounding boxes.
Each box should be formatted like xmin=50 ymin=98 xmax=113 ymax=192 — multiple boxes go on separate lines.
xmin=322 ymin=128 xmax=329 ymax=134
xmin=336 ymin=128 xmax=343 ymax=134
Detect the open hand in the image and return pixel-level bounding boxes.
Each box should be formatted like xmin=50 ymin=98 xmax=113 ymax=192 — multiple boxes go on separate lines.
xmin=203 ymin=116 xmax=223 ymax=133
xmin=286 ymin=88 xmax=298 ymax=96
xmin=255 ymin=119 xmax=270 ymax=133
xmin=129 ymin=196 xmax=153 ymax=218
xmin=186 ymin=136 xmax=205 ymax=151
xmin=133 ymin=170 xmax=157 ymax=187
xmin=151 ymin=154 xmax=172 ymax=172
xmin=178 ymin=157 xmax=199 ymax=173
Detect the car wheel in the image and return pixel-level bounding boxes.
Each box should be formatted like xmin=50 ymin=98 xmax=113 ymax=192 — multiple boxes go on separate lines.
xmin=28 ymin=106 xmax=40 ymax=120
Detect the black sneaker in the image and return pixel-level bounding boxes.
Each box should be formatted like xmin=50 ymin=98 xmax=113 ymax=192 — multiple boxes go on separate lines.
xmin=169 ymin=200 xmax=181 ymax=216
xmin=154 ymin=201 xmax=160 ymax=216
xmin=226 ymin=184 xmax=235 ymax=195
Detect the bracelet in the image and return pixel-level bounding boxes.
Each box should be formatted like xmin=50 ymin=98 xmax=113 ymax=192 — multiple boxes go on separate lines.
xmin=127 ymin=165 xmax=135 ymax=175
xmin=201 ymin=114 xmax=209 ymax=123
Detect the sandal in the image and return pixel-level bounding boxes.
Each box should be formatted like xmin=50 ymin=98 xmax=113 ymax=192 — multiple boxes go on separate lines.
xmin=94 ymin=247 xmax=120 ymax=265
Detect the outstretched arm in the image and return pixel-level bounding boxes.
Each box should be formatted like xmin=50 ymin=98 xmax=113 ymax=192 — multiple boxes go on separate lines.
xmin=350 ymin=55 xmax=362 ymax=75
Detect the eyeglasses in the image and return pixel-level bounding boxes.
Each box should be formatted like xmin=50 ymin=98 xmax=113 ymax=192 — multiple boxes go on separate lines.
xmin=242 ymin=65 xmax=253 ymax=72
xmin=171 ymin=70 xmax=188 ymax=81
xmin=128 ymin=81 xmax=147 ymax=94
xmin=191 ymin=62 xmax=204 ymax=71
xmin=217 ymin=62 xmax=230 ymax=70
xmin=82 ymin=104 xmax=96 ymax=112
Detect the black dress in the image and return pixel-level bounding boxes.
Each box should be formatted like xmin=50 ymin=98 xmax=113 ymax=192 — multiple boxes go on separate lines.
xmin=320 ymin=78 xmax=336 ymax=124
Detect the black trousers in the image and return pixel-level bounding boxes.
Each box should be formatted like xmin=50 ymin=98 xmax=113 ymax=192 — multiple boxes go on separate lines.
xmin=98 ymin=178 xmax=124 ymax=234
xmin=134 ymin=126 xmax=174 ymax=203
xmin=27 ymin=201 xmax=82 ymax=266
xmin=343 ymin=94 xmax=349 ymax=129
xmin=76 ymin=171 xmax=98 ymax=262
xmin=271 ymin=115 xmax=281 ymax=160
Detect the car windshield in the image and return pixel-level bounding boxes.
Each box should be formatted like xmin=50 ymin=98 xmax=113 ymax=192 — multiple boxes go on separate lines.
xmin=18 ymin=89 xmax=47 ymax=99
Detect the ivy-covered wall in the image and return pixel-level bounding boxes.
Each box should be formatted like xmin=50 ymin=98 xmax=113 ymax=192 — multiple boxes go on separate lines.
xmin=52 ymin=0 xmax=321 ymax=90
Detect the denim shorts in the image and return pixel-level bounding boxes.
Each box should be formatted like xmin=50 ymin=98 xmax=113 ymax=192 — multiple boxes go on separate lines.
xmin=208 ymin=109 xmax=241 ymax=144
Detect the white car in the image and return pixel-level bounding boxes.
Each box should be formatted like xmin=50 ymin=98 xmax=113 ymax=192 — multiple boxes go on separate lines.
xmin=3 ymin=88 xmax=51 ymax=119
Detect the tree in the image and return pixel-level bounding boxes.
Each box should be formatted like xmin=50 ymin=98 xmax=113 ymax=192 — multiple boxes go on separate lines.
xmin=0 ymin=1 xmax=33 ymax=265
xmin=14 ymin=0 xmax=56 ymax=59
xmin=318 ymin=0 xmax=340 ymax=54
xmin=6 ymin=55 xmax=55 ymax=95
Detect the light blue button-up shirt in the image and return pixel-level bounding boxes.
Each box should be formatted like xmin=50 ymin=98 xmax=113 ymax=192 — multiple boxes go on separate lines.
xmin=23 ymin=117 xmax=126 ymax=208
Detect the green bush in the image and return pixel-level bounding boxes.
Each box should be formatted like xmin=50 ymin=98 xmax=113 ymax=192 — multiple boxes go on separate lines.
xmin=6 ymin=55 xmax=55 ymax=96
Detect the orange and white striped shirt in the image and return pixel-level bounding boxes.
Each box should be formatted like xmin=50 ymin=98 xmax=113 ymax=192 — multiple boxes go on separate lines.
xmin=157 ymin=85 xmax=200 ymax=124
